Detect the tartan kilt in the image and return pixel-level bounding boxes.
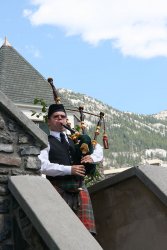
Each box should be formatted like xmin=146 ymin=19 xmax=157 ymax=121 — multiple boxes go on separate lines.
xmin=50 ymin=180 xmax=96 ymax=234
xmin=77 ymin=187 xmax=96 ymax=234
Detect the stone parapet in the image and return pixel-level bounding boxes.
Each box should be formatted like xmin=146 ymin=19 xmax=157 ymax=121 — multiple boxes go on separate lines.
xmin=0 ymin=90 xmax=48 ymax=249
xmin=9 ymin=176 xmax=102 ymax=250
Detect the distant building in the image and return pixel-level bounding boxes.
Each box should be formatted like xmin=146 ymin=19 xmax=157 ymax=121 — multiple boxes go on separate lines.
xmin=144 ymin=158 xmax=162 ymax=166
xmin=0 ymin=37 xmax=77 ymax=133
xmin=104 ymin=167 xmax=132 ymax=178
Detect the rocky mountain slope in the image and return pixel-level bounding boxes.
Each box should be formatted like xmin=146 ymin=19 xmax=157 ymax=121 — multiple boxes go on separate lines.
xmin=59 ymin=88 xmax=167 ymax=169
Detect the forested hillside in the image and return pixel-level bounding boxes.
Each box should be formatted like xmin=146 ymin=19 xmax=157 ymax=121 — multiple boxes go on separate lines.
xmin=59 ymin=88 xmax=167 ymax=169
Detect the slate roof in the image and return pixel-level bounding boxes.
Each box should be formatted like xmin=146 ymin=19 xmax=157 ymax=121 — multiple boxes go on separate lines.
xmin=89 ymin=165 xmax=167 ymax=207
xmin=0 ymin=39 xmax=72 ymax=109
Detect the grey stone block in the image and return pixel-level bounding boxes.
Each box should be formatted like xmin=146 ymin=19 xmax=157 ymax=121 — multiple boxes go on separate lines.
xmin=24 ymin=156 xmax=41 ymax=170
xmin=20 ymin=146 xmax=40 ymax=156
xmin=0 ymin=144 xmax=14 ymax=153
xmin=18 ymin=135 xmax=29 ymax=144
xmin=0 ymin=176 xmax=8 ymax=184
xmin=0 ymin=156 xmax=21 ymax=167
xmin=8 ymin=176 xmax=102 ymax=250
xmin=0 ymin=135 xmax=12 ymax=144
xmin=0 ymin=170 xmax=9 ymax=175
xmin=0 ymin=117 xmax=5 ymax=130
xmin=7 ymin=120 xmax=17 ymax=132
xmin=0 ymin=185 xmax=9 ymax=196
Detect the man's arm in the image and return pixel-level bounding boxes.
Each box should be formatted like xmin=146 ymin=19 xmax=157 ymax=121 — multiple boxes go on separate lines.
xmin=38 ymin=146 xmax=85 ymax=177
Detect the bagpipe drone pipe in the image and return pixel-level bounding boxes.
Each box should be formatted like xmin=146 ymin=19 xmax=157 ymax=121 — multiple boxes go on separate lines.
xmin=47 ymin=77 xmax=109 ymax=176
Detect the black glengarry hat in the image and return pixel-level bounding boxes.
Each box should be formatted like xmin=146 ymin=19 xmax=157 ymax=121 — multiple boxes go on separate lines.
xmin=48 ymin=103 xmax=66 ymax=118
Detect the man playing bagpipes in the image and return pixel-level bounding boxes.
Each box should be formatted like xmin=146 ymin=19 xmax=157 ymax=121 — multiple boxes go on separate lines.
xmin=38 ymin=80 xmax=104 ymax=235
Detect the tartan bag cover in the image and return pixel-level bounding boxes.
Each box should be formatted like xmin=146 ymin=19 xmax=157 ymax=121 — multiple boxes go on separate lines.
xmin=49 ymin=176 xmax=82 ymax=191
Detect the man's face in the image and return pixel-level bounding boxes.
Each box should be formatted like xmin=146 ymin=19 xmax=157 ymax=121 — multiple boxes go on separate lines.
xmin=48 ymin=111 xmax=67 ymax=132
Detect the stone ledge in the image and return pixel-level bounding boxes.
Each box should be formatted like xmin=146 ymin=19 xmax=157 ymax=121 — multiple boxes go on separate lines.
xmin=8 ymin=176 xmax=102 ymax=250
xmin=89 ymin=165 xmax=167 ymax=207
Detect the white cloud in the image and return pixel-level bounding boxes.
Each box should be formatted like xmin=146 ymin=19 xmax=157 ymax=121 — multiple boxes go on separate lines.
xmin=25 ymin=45 xmax=41 ymax=58
xmin=23 ymin=9 xmax=33 ymax=18
xmin=24 ymin=0 xmax=167 ymax=58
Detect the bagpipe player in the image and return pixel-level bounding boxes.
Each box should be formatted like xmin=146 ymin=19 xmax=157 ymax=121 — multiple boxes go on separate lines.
xmin=38 ymin=102 xmax=103 ymax=235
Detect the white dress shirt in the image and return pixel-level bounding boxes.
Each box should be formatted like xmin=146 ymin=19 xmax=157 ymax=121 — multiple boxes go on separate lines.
xmin=38 ymin=131 xmax=103 ymax=177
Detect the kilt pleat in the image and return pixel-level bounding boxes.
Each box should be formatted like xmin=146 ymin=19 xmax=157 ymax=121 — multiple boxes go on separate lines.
xmin=77 ymin=189 xmax=96 ymax=234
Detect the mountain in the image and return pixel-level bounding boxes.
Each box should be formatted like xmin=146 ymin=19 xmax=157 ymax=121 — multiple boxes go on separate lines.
xmin=59 ymin=88 xmax=167 ymax=169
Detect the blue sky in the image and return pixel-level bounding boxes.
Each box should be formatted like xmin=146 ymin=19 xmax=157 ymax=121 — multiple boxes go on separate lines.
xmin=1 ymin=0 xmax=167 ymax=115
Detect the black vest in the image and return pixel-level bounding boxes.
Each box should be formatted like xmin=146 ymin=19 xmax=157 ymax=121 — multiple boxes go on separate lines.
xmin=46 ymin=135 xmax=80 ymax=184
xmin=48 ymin=135 xmax=76 ymax=165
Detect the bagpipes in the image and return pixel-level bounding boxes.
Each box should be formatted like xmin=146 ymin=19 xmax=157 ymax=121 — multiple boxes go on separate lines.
xmin=47 ymin=77 xmax=109 ymax=175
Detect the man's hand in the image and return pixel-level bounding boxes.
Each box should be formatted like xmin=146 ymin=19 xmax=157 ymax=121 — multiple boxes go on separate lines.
xmin=71 ymin=165 xmax=85 ymax=177
xmin=81 ymin=155 xmax=93 ymax=164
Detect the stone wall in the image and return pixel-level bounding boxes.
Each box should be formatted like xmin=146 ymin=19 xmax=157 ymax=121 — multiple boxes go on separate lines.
xmin=90 ymin=177 xmax=167 ymax=250
xmin=0 ymin=109 xmax=42 ymax=249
